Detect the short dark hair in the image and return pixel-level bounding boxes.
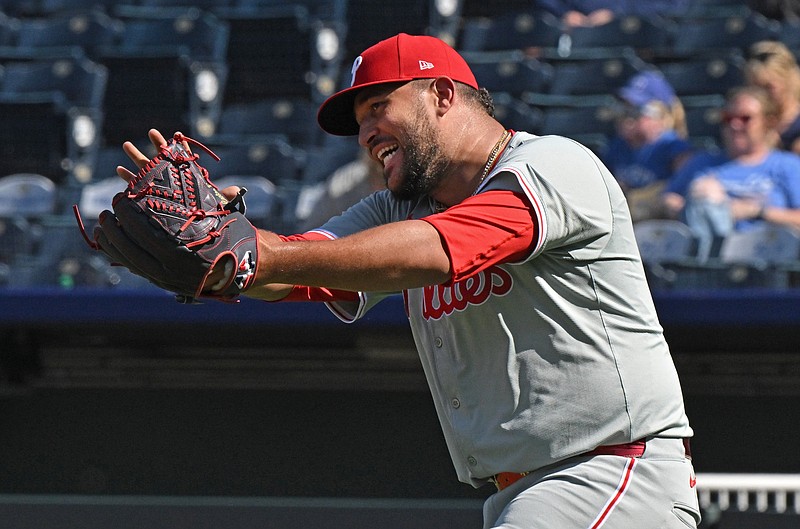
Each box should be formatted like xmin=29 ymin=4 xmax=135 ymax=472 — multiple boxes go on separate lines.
xmin=410 ymin=79 xmax=495 ymax=117
xmin=458 ymin=83 xmax=495 ymax=117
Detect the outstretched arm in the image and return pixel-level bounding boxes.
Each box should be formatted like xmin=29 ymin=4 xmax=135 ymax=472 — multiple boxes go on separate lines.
xmin=247 ymin=220 xmax=451 ymax=300
xmin=117 ymin=130 xmax=451 ymax=301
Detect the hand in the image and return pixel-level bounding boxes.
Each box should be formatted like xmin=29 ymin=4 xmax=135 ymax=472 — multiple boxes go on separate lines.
xmin=88 ymin=129 xmax=261 ymax=302
xmin=730 ymin=198 xmax=765 ymax=221
xmin=118 ymin=128 xmax=244 ymax=202
xmin=689 ymin=176 xmax=728 ymax=204
xmin=116 ymin=128 xmax=169 ymax=182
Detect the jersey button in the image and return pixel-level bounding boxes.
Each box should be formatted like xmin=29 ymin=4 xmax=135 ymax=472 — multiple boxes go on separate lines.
xmin=434 ymin=337 xmax=443 ymax=348
xmin=467 ymin=456 xmax=478 ymax=467
xmin=451 ymin=398 xmax=460 ymax=409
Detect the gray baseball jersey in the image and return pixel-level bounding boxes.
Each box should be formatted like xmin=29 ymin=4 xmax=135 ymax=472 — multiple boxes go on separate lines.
xmin=311 ymin=132 xmax=692 ymax=487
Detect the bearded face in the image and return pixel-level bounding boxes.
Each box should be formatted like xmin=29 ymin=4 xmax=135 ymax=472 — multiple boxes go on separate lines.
xmin=390 ymin=95 xmax=451 ymax=201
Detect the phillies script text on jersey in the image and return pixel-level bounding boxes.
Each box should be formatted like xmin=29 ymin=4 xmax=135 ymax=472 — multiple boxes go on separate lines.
xmin=418 ymin=265 xmax=513 ymax=320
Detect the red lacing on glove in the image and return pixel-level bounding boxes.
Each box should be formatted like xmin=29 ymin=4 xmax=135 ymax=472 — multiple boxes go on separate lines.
xmin=128 ymin=133 xmax=220 ymax=199
xmin=179 ymin=164 xmax=198 ymax=209
xmin=184 ymin=216 xmax=237 ymax=248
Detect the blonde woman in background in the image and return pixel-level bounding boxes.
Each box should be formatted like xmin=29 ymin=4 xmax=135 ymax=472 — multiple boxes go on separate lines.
xmin=601 ymin=70 xmax=694 ymax=222
xmin=663 ymin=85 xmax=800 ymax=260
xmin=744 ymin=40 xmax=800 ymax=154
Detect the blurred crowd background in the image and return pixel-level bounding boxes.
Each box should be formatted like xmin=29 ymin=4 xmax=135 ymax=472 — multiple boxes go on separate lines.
xmin=2 ymin=3 xmax=800 ymax=527
xmin=1 ymin=0 xmax=800 ymax=292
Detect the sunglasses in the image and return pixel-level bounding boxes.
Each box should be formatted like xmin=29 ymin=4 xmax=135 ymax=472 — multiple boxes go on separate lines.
xmin=721 ymin=113 xmax=756 ymax=126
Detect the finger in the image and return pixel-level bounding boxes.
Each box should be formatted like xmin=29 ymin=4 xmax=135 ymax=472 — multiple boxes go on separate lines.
xmin=221 ymin=185 xmax=241 ymax=201
xmin=122 ymin=140 xmax=151 ymax=169
xmin=148 ymin=129 xmax=168 ymax=150
xmin=116 ymin=165 xmax=137 ymax=182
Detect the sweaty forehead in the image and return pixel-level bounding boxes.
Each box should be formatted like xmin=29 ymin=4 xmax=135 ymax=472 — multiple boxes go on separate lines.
xmin=353 ymin=82 xmax=411 ymax=123
xmin=354 ymin=82 xmax=407 ymax=107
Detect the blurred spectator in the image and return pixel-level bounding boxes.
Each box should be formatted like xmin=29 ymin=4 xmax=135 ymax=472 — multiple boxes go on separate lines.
xmin=536 ymin=0 xmax=616 ymax=27
xmin=296 ymin=150 xmax=385 ymax=232
xmin=663 ymin=86 xmax=800 ymax=260
xmin=749 ymin=0 xmax=800 ymax=22
xmin=744 ymin=40 xmax=800 ymax=154
xmin=602 ymin=70 xmax=693 ymax=222
xmin=533 ymin=0 xmax=690 ymax=27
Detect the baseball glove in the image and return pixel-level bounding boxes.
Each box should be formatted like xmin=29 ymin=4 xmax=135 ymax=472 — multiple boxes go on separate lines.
xmin=74 ymin=132 xmax=259 ymax=303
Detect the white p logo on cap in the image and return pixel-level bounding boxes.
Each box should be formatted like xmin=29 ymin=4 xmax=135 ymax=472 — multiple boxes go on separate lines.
xmin=350 ymin=56 xmax=363 ymax=87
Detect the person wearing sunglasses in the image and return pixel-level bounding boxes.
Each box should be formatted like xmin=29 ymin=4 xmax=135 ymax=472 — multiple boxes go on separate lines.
xmin=662 ymin=85 xmax=800 ymax=260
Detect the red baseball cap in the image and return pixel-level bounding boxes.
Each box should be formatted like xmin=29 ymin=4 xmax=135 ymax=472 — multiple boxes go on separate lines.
xmin=317 ymin=33 xmax=479 ymax=136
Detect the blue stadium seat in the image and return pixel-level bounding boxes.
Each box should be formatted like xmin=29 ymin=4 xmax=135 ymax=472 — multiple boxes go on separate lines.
xmin=545 ymin=53 xmax=645 ymax=96
xmin=76 ymin=177 xmax=121 ymax=219
xmin=14 ymin=11 xmax=123 ymax=59
xmin=112 ymin=6 xmax=229 ymax=62
xmin=531 ymin=95 xmax=619 ymax=139
xmin=0 ymin=93 xmax=74 ymax=183
xmin=658 ymin=55 xmax=744 ymax=97
xmin=94 ymin=50 xmax=225 ymax=146
xmin=661 ymin=12 xmax=779 ymax=59
xmin=635 ymin=220 xmax=696 ymax=262
xmin=0 ymin=57 xmax=107 ymax=109
xmin=461 ymin=0 xmax=536 ymax=18
xmin=716 ymin=225 xmax=800 ymax=288
xmin=300 ymin=134 xmax=362 ymax=184
xmin=670 ymin=0 xmax=757 ymax=20
xmin=681 ymin=94 xmax=725 ymax=143
xmin=774 ymin=20 xmax=800 ymax=52
xmin=673 ymin=225 xmax=800 ymax=289
xmin=24 ymin=211 xmax=156 ymax=289
xmin=210 ymin=98 xmax=321 ymax=148
xmin=232 ymin=0 xmax=346 ymax=22
xmin=491 ymin=93 xmax=543 ymax=135
xmin=560 ymin=15 xmax=673 ymax=56
xmin=0 ymin=173 xmax=57 ymax=285
xmin=205 ymin=138 xmax=305 ymax=185
xmin=136 ymin=0 xmax=236 ymax=10
xmin=213 ymin=5 xmax=341 ymax=105
xmin=343 ymin=0 xmax=430 ymax=61
xmin=0 ymin=173 xmax=57 ymax=225
xmin=213 ymin=175 xmax=278 ymax=228
xmin=458 ymin=11 xmax=563 ymax=52
xmin=633 ymin=219 xmax=698 ymax=290
xmin=539 ymin=98 xmax=616 ymax=139
xmin=31 ymin=0 xmax=127 ymax=15
xmin=89 ymin=144 xmax=137 ymax=176
xmin=0 ymin=12 xmax=17 ymax=47
xmin=463 ymin=51 xmax=552 ymax=98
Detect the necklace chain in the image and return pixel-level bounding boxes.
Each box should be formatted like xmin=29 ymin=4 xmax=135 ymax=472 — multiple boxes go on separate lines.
xmin=474 ymin=129 xmax=511 ymax=195
xmin=434 ymin=129 xmax=511 ymax=213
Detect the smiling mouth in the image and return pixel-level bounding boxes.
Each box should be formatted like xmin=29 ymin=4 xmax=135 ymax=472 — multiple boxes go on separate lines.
xmin=376 ymin=144 xmax=399 ymax=166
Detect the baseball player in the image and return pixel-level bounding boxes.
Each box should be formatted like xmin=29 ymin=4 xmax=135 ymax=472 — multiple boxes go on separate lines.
xmin=113 ymin=34 xmax=700 ymax=528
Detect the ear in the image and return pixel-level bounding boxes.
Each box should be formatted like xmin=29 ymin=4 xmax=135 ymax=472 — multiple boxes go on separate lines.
xmin=431 ymin=77 xmax=456 ymax=116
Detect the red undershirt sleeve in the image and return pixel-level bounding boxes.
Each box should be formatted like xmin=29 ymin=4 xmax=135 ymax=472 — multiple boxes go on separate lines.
xmin=272 ymin=189 xmax=536 ymax=299
xmin=422 ymin=189 xmax=537 ymax=285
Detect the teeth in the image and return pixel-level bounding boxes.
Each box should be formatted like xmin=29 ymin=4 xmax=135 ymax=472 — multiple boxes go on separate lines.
xmin=376 ymin=144 xmax=398 ymax=163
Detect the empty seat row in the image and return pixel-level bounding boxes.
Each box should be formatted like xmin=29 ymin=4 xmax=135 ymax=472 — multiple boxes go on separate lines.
xmin=634 ymin=220 xmax=800 ymax=290
xmin=457 ymin=9 xmax=793 ymax=60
